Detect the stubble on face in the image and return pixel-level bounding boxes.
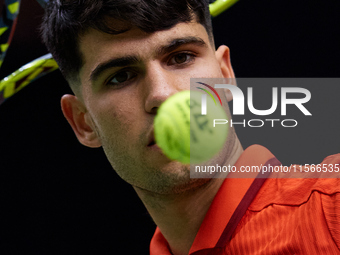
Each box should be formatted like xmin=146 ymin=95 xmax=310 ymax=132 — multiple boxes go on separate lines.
xmin=91 ymin=117 xmax=211 ymax=194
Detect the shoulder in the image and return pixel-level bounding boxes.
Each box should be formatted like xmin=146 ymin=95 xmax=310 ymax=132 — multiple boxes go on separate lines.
xmin=246 ymin=153 xmax=340 ymax=248
xmin=249 ymin=153 xmax=340 ymax=211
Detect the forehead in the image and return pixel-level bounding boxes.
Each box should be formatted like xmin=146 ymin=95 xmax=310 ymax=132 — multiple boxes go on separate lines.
xmin=78 ymin=21 xmax=211 ymax=84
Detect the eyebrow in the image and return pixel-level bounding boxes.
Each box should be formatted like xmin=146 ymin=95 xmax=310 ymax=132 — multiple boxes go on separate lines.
xmin=156 ymin=36 xmax=207 ymax=56
xmin=89 ymin=36 xmax=207 ymax=83
xmin=90 ymin=55 xmax=140 ymax=83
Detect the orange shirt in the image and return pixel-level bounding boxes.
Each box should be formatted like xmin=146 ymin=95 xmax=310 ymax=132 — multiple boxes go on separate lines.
xmin=150 ymin=145 xmax=340 ymax=255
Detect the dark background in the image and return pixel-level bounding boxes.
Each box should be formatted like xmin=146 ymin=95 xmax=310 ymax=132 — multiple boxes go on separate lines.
xmin=0 ymin=0 xmax=339 ymax=254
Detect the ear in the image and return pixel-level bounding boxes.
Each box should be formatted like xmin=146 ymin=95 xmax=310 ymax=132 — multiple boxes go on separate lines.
xmin=215 ymin=45 xmax=236 ymax=101
xmin=215 ymin=45 xmax=235 ymax=78
xmin=61 ymin=94 xmax=101 ymax=148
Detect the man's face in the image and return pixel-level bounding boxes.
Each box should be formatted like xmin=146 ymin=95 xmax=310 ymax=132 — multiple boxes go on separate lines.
xmin=71 ymin=20 xmax=233 ymax=194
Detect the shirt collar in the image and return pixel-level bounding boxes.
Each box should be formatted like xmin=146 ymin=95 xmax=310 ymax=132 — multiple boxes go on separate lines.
xmin=150 ymin=145 xmax=276 ymax=255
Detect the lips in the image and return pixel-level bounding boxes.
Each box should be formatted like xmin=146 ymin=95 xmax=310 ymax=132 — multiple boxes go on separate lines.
xmin=146 ymin=129 xmax=168 ymax=158
xmin=148 ymin=139 xmax=156 ymax=146
xmin=147 ymin=130 xmax=156 ymax=147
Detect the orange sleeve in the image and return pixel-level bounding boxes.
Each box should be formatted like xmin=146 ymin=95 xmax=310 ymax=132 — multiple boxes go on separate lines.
xmin=322 ymin=191 xmax=340 ymax=250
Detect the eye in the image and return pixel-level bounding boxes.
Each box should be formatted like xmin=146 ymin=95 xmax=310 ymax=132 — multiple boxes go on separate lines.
xmin=107 ymin=70 xmax=137 ymax=86
xmin=168 ymin=52 xmax=196 ymax=66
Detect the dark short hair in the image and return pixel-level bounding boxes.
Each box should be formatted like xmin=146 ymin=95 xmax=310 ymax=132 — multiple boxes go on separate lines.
xmin=41 ymin=0 xmax=213 ymax=86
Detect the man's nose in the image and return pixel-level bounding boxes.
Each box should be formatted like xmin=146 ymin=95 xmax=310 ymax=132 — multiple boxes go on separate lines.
xmin=143 ymin=64 xmax=183 ymax=114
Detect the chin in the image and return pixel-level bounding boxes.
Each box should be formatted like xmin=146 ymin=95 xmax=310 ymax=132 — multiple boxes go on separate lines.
xmin=138 ymin=163 xmax=212 ymax=195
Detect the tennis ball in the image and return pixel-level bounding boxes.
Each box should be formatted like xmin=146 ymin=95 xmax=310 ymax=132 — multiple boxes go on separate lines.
xmin=154 ymin=90 xmax=229 ymax=164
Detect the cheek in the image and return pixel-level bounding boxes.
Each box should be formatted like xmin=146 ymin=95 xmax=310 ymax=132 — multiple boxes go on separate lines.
xmin=97 ymin=106 xmax=136 ymax=137
xmin=88 ymin=94 xmax=139 ymax=141
xmin=191 ymin=57 xmax=223 ymax=78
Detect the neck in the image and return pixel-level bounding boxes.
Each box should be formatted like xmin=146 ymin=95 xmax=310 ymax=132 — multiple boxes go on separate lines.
xmin=134 ymin=178 xmax=225 ymax=255
xmin=134 ymin=137 xmax=243 ymax=255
